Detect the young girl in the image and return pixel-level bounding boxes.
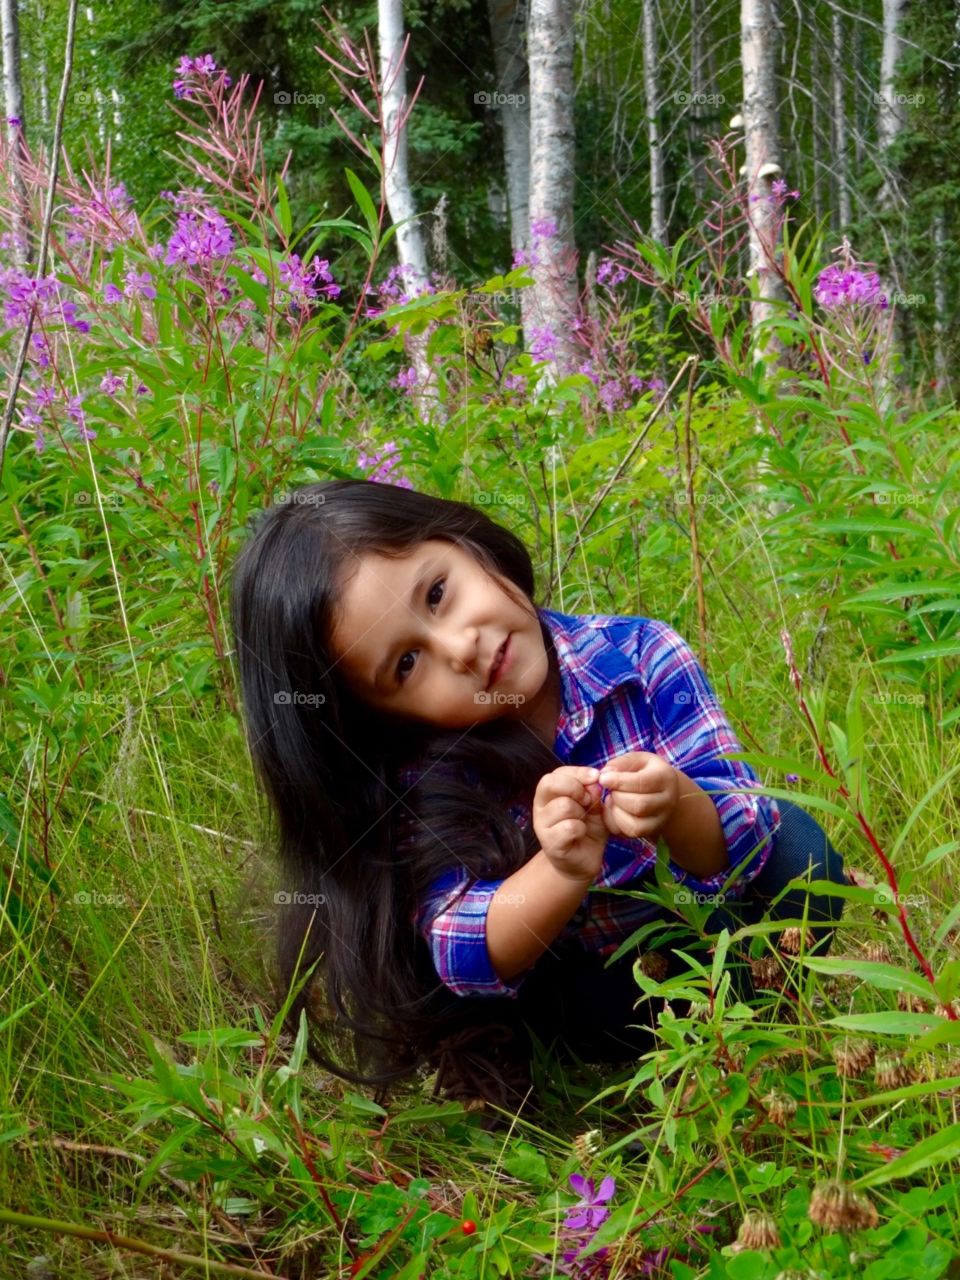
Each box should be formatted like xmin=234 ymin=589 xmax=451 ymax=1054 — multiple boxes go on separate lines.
xmin=230 ymin=477 xmax=846 ymax=1120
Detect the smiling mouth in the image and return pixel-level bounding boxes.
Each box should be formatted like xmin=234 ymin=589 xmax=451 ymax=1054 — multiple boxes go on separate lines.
xmin=487 ymin=637 xmax=508 ymax=690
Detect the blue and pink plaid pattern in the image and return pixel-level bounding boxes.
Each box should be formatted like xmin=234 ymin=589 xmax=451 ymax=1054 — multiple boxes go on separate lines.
xmin=397 ymin=609 xmax=781 ymax=998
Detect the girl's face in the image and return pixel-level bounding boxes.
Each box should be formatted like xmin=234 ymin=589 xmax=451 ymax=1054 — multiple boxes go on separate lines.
xmin=328 ymin=538 xmax=557 ymax=732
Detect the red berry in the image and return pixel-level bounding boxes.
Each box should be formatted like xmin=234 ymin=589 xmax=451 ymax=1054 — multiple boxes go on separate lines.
xmin=461 ymin=1219 xmax=477 ymax=1235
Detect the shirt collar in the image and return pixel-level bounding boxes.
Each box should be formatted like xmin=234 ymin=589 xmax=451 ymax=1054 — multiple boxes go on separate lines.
xmin=537 ymin=607 xmax=642 ymax=748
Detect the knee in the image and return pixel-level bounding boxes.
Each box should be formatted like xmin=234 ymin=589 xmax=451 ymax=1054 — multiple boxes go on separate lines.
xmin=756 ymin=799 xmax=847 ymax=925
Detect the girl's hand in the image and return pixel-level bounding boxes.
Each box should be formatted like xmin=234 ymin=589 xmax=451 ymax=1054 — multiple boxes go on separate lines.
xmin=532 ymin=766 xmax=608 ymax=883
xmin=598 ymin=751 xmax=679 ymax=840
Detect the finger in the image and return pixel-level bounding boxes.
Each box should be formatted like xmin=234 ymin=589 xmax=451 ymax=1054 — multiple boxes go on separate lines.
xmin=599 ymin=751 xmax=653 ymax=779
xmin=605 ymin=789 xmax=668 ymax=817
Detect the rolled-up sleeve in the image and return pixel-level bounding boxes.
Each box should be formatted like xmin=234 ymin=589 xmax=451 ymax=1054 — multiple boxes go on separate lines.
xmin=638 ymin=619 xmax=781 ymax=897
xmin=414 ymin=867 xmax=530 ymax=998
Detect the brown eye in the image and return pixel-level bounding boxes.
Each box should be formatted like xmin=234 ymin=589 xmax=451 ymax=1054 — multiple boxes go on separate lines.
xmin=396 ymin=578 xmax=446 ymax=684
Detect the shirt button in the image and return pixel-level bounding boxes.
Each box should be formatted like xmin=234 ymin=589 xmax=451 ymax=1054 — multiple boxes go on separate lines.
xmin=571 ymin=711 xmax=587 ymax=730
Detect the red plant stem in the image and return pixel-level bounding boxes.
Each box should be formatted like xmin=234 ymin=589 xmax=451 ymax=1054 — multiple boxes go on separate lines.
xmin=285 ymin=1106 xmax=357 ymax=1259
xmin=781 ymin=636 xmax=951 ymax=1010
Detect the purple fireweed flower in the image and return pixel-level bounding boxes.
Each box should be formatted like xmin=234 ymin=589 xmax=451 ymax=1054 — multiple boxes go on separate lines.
xmin=771 ymin=177 xmax=800 ymax=200
xmin=577 ymin=360 xmax=600 ymax=385
xmin=173 ymin=54 xmax=230 ymax=99
xmin=33 ymin=429 xmax=45 ymax=453
xmin=165 ymin=206 xmax=234 ymax=268
xmin=135 ymin=382 xmax=150 ymax=396
xmin=786 ymin=773 xmax=799 ymax=783
xmin=529 ymin=325 xmax=558 ymax=362
xmin=277 ymin=253 xmax=340 ymax=305
xmin=0 ymin=269 xmax=90 ymax=341
xmin=392 ymin=366 xmax=418 ymax=394
xmin=103 ymin=283 xmax=123 ymax=303
xmin=504 ymin=373 xmax=527 ymax=391
xmin=33 ymin=386 xmax=57 ymax=409
xmin=599 ymin=380 xmax=626 ymax=411
xmin=814 ymin=262 xmax=888 ymax=310
xmin=366 ymin=263 xmax=434 ymax=317
xmin=124 ymin=269 xmax=156 ymax=301
xmin=100 ymin=372 xmax=125 ymax=396
xmin=357 ymin=440 xmax=413 ymax=488
xmin=596 ymin=258 xmax=628 ymax=288
xmin=530 ymin=216 xmax=558 ymax=239
xmin=7 ymin=115 xmax=20 ymax=127
xmin=66 ymin=179 xmax=137 ymax=251
xmin=67 ymin=396 xmax=97 ymax=441
xmin=511 ymin=246 xmax=539 ymax=269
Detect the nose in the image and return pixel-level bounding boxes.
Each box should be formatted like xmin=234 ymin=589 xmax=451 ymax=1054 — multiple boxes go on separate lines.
xmin=436 ymin=623 xmax=481 ymax=678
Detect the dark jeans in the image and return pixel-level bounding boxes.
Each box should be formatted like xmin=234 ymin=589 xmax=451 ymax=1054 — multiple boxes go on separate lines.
xmin=510 ymin=799 xmax=847 ymax=1064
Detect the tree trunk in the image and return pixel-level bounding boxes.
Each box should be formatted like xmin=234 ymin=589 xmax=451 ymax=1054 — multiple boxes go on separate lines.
xmin=877 ymin=0 xmax=908 ymax=214
xmin=0 ymin=0 xmax=28 ymax=266
xmin=933 ymin=207 xmax=949 ymax=397
xmin=527 ymin=0 xmax=580 ymax=385
xmin=689 ymin=0 xmax=707 ymax=205
xmin=832 ymin=10 xmax=851 ymax=230
xmin=487 ymin=0 xmax=531 ymax=267
xmin=377 ymin=0 xmax=441 ymax=420
xmin=877 ymin=0 xmax=908 ymax=404
xmin=741 ymin=0 xmax=786 ymax=363
xmin=809 ymin=17 xmax=823 ymax=226
xmin=642 ymin=0 xmax=666 ymax=248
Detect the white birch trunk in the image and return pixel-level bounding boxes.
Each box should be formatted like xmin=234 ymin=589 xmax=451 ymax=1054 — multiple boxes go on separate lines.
xmin=876 ymin=0 xmax=908 ymax=405
xmin=877 ymin=0 xmax=908 ymax=213
xmin=832 ymin=11 xmax=851 ymax=229
xmin=642 ymin=0 xmax=666 ymax=247
xmin=809 ymin=20 xmax=823 ymax=225
xmin=39 ymin=54 xmax=49 ymax=130
xmin=527 ymin=0 xmax=580 ymax=386
xmin=377 ymin=0 xmax=441 ymax=420
xmin=741 ymin=0 xmax=786 ymax=364
xmin=487 ymin=0 xmax=531 ymax=266
xmin=1 ymin=0 xmax=28 ymax=266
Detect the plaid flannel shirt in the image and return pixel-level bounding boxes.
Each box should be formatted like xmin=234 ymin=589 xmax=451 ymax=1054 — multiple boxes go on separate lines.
xmin=400 ymin=609 xmax=781 ymax=998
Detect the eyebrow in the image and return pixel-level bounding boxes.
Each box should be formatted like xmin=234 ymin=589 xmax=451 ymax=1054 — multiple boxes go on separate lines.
xmin=372 ymin=556 xmax=440 ymax=687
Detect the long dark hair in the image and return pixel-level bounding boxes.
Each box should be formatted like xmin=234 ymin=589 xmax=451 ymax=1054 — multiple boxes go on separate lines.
xmin=229 ymin=478 xmax=564 ymax=1115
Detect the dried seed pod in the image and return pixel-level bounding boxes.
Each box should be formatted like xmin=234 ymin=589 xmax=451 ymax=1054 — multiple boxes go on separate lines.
xmin=833 ymin=1037 xmax=875 ymax=1077
xmin=874 ymin=1054 xmax=917 ymax=1090
xmin=862 ymin=940 xmax=891 ymax=964
xmin=639 ymin=950 xmax=670 ymax=981
xmin=762 ymin=1089 xmax=798 ymax=1125
xmin=750 ymin=955 xmax=784 ymax=989
xmin=778 ymin=927 xmax=805 ymax=955
xmin=934 ymin=1000 xmax=960 ymax=1019
xmin=809 ymin=1178 xmax=879 ymax=1231
xmin=731 ymin=1210 xmax=782 ymax=1251
xmin=572 ymin=1129 xmax=602 ymax=1164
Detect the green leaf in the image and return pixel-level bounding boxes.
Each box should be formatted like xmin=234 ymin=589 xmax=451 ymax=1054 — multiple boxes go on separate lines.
xmin=801 ymin=955 xmax=931 ymax=1000
xmin=275 ymin=176 xmax=292 ymax=239
xmin=344 ymin=168 xmax=381 ymax=246
xmin=877 ymin=639 xmax=960 ymax=663
xmin=854 ymin=1122 xmax=960 ymax=1188
xmin=824 ymin=1011 xmax=942 ymax=1034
